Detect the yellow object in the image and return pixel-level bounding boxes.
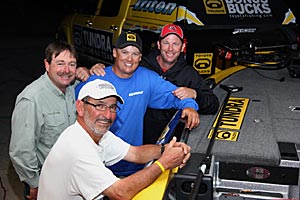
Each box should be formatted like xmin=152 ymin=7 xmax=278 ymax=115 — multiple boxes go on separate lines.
xmin=132 ymin=169 xmax=172 ymax=200
xmin=154 ymin=160 xmax=165 ymax=173
xmin=132 ymin=166 xmax=180 ymax=199
xmin=208 ymin=97 xmax=250 ymax=142
xmin=208 ymin=65 xmax=246 ymax=85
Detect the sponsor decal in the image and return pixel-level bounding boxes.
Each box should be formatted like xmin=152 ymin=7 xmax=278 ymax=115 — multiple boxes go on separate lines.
xmin=128 ymin=91 xmax=144 ymax=96
xmin=246 ymin=167 xmax=271 ymax=179
xmin=73 ymin=25 xmax=113 ymax=63
xmin=208 ymin=129 xmax=239 ymax=141
xmin=193 ymin=53 xmax=213 ymax=74
xmin=232 ymin=28 xmax=256 ymax=34
xmin=132 ymin=1 xmax=203 ymax=26
xmin=208 ymin=97 xmax=249 ymax=141
xmin=131 ymin=0 xmax=295 ymax=26
xmin=204 ymin=0 xmax=274 ymax=19
xmin=203 ymin=0 xmax=227 ymax=14
xmin=226 ymin=0 xmax=271 ymax=16
xmin=133 ymin=0 xmax=177 ymax=15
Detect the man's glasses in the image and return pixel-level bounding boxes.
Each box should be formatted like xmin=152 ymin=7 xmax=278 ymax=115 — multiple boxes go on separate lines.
xmin=83 ymin=100 xmax=120 ymax=113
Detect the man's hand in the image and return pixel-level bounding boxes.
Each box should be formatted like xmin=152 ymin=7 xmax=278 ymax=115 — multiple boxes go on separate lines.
xmin=181 ymin=108 xmax=200 ymax=130
xmin=159 ymin=137 xmax=191 ymax=170
xmin=76 ymin=63 xmax=106 ymax=81
xmin=26 ymin=187 xmax=38 ymax=200
xmin=168 ymin=138 xmax=191 ymax=168
xmin=90 ymin=63 xmax=106 ymax=76
xmin=75 ymin=67 xmax=90 ymax=81
xmin=173 ymin=87 xmax=197 ymax=100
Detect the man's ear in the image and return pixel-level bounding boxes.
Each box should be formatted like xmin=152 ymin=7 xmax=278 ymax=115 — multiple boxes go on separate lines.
xmin=157 ymin=40 xmax=161 ymax=50
xmin=181 ymin=41 xmax=186 ymax=53
xmin=44 ymin=59 xmax=50 ymax=72
xmin=113 ymin=48 xmax=117 ymax=58
xmin=76 ymin=100 xmax=84 ymax=117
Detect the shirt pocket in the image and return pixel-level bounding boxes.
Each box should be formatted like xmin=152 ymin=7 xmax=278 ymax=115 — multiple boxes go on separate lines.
xmin=41 ymin=112 xmax=67 ymax=148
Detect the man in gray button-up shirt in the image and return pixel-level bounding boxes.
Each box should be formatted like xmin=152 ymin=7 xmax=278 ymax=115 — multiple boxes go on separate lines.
xmin=9 ymin=41 xmax=83 ymax=200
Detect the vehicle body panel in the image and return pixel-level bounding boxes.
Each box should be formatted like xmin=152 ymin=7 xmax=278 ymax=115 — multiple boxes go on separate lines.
xmin=133 ymin=65 xmax=300 ymax=199
xmin=57 ymin=0 xmax=298 ymax=76
xmin=56 ymin=1 xmax=300 ymax=198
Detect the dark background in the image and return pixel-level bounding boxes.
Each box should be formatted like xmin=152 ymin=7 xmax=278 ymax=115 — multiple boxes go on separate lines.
xmin=0 ymin=0 xmax=76 ymax=80
xmin=0 ymin=1 xmax=298 ymax=199
xmin=0 ymin=0 xmax=299 ymax=36
xmin=0 ymin=0 xmax=299 ymax=84
xmin=0 ymin=2 xmax=75 ymax=198
xmin=0 ymin=0 xmax=75 ymax=36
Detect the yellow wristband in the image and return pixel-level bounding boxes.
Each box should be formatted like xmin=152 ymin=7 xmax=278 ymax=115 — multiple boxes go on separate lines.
xmin=154 ymin=160 xmax=165 ymax=173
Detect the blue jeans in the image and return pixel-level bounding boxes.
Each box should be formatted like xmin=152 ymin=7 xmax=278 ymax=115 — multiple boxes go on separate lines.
xmin=23 ymin=182 xmax=30 ymax=200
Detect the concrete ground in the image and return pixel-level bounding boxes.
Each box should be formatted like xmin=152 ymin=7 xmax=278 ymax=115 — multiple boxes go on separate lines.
xmin=0 ymin=34 xmax=54 ymax=200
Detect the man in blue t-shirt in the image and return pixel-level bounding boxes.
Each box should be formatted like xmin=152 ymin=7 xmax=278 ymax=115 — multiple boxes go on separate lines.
xmin=75 ymin=31 xmax=200 ymax=176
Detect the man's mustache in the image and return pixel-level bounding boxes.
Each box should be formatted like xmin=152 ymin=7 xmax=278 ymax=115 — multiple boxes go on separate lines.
xmin=95 ymin=118 xmax=112 ymax=124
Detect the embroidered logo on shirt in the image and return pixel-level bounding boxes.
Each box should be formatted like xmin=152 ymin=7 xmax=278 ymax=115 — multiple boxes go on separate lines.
xmin=47 ymin=111 xmax=61 ymax=115
xmin=128 ymin=91 xmax=144 ymax=96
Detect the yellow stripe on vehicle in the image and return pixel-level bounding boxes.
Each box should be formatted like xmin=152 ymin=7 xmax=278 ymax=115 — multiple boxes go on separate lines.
xmin=132 ymin=169 xmax=172 ymax=200
xmin=208 ymin=97 xmax=249 ymax=141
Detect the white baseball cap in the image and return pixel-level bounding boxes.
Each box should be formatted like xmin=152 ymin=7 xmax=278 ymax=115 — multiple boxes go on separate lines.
xmin=76 ymin=79 xmax=124 ymax=104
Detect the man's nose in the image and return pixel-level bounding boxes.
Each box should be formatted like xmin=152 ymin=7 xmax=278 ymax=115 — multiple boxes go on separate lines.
xmin=102 ymin=107 xmax=113 ymax=118
xmin=127 ymin=53 xmax=134 ymax=61
xmin=62 ymin=64 xmax=71 ymax=73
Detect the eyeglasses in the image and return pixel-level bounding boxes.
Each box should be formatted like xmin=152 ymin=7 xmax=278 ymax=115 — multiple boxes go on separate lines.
xmin=83 ymin=100 xmax=120 ymax=113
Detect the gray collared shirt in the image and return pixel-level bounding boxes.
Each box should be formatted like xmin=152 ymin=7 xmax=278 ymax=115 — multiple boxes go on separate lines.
xmin=9 ymin=72 xmax=77 ymax=188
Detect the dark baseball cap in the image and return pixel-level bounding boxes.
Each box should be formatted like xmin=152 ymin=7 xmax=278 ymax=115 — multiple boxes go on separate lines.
xmin=115 ymin=31 xmax=142 ymax=53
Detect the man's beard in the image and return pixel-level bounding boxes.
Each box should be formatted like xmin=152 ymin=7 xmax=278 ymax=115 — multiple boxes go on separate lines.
xmin=83 ymin=111 xmax=111 ymax=137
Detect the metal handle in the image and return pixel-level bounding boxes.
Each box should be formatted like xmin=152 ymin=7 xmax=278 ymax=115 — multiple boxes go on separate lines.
xmin=86 ymin=20 xmax=93 ymax=26
xmin=110 ymin=25 xmax=118 ymax=31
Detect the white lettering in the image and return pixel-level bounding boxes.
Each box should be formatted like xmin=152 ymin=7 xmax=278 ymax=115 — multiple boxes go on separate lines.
xmin=129 ymin=91 xmax=144 ymax=96
xmin=244 ymin=4 xmax=254 ymax=14
xmin=227 ymin=4 xmax=236 ymax=13
xmin=82 ymin=30 xmax=111 ymax=53
xmin=225 ymin=0 xmax=271 ymax=15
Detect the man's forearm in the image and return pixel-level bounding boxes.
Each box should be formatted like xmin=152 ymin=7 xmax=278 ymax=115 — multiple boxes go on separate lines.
xmin=127 ymin=144 xmax=161 ymax=163
xmin=104 ymin=160 xmax=164 ymax=199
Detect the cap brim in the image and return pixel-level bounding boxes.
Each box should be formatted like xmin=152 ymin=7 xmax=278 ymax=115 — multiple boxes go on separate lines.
xmin=160 ymin=33 xmax=183 ymax=41
xmin=117 ymin=42 xmax=142 ymax=53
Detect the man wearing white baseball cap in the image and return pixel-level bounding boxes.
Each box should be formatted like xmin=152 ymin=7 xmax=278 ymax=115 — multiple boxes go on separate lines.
xmin=38 ymin=79 xmax=191 ymax=200
xmin=77 ymin=78 xmax=124 ymax=104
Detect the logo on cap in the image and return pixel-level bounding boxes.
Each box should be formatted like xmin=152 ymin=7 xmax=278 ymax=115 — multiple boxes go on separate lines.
xmin=160 ymin=24 xmax=184 ymax=40
xmin=115 ymin=31 xmax=142 ymax=53
xmin=97 ymin=83 xmax=115 ymax=91
xmin=126 ymin=33 xmax=137 ymax=42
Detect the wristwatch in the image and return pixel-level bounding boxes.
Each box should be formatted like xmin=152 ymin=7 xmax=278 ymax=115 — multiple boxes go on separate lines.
xmin=161 ymin=144 xmax=165 ymax=154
